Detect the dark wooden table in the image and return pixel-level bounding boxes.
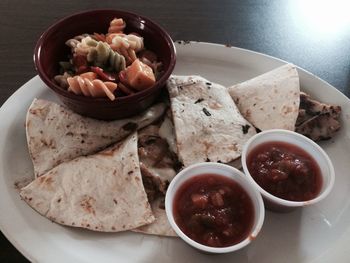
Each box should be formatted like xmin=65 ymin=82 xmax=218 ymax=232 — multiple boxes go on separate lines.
xmin=1 ymin=0 xmax=349 ymax=261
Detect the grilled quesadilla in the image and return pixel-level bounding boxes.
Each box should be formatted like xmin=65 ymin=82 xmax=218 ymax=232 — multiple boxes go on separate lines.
xmin=133 ymin=196 xmax=177 ymax=237
xmin=26 ymin=99 xmax=166 ymax=177
xmin=167 ymin=75 xmax=256 ymax=167
xmin=228 ymin=64 xmax=300 ymax=131
xmin=296 ymin=92 xmax=342 ymax=141
xmin=20 ymin=133 xmax=155 ymax=232
xmin=133 ymin=116 xmax=180 ymax=236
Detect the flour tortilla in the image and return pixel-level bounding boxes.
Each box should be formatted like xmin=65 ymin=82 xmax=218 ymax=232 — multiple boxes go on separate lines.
xmin=137 ymin=120 xmax=178 ymax=195
xmin=20 ymin=133 xmax=155 ymax=232
xmin=228 ymin=64 xmax=300 ymax=131
xmin=132 ymin=119 xmax=179 ymax=237
xmin=133 ymin=196 xmax=177 ymax=237
xmin=26 ymin=99 xmax=166 ymax=177
xmin=167 ymin=75 xmax=256 ymax=167
xmin=158 ymin=113 xmax=177 ymax=155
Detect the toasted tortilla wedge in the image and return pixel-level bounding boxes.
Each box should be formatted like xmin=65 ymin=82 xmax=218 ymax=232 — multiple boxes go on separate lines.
xmin=228 ymin=64 xmax=300 ymax=131
xmin=138 ymin=119 xmax=179 ymax=196
xmin=296 ymin=92 xmax=341 ymax=141
xmin=158 ymin=112 xmax=177 ymax=155
xmin=133 ymin=196 xmax=177 ymax=237
xmin=20 ymin=133 xmax=155 ymax=232
xmin=167 ymin=75 xmax=256 ymax=167
xmin=26 ymin=99 xmax=166 ymax=177
xmin=133 ymin=118 xmax=179 ymax=237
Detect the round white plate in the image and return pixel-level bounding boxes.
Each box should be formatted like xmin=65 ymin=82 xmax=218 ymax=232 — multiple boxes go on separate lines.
xmin=1 ymin=42 xmax=350 ymax=263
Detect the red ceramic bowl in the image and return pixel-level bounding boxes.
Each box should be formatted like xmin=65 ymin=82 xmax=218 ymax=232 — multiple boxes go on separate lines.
xmin=34 ymin=9 xmax=176 ymax=120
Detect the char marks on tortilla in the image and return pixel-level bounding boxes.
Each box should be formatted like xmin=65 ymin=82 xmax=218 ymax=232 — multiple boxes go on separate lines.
xmin=228 ymin=64 xmax=300 ymax=131
xmin=20 ymin=133 xmax=155 ymax=232
xmin=296 ymin=92 xmax=342 ymax=141
xmin=167 ymin=75 xmax=256 ymax=167
xmin=26 ymin=99 xmax=166 ymax=177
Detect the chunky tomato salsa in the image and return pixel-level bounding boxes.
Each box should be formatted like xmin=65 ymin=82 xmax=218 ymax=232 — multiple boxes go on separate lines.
xmin=247 ymin=141 xmax=322 ymax=201
xmin=173 ymin=174 xmax=254 ymax=247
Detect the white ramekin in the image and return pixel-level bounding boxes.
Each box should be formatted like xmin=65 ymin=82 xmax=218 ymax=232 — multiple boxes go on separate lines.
xmin=165 ymin=162 xmax=265 ymax=254
xmin=241 ymin=129 xmax=335 ymax=212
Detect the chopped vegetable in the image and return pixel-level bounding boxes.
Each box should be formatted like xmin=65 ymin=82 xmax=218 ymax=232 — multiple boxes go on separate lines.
xmin=191 ymin=193 xmax=209 ymax=209
xmin=125 ymin=59 xmax=156 ymax=90
xmin=91 ymin=66 xmax=116 ymax=81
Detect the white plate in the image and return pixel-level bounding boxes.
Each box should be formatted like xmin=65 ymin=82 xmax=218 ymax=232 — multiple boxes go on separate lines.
xmin=1 ymin=42 xmax=350 ymax=263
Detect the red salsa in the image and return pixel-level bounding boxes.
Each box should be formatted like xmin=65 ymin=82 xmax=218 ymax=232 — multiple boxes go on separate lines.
xmin=173 ymin=174 xmax=254 ymax=247
xmin=247 ymin=141 xmax=322 ymax=201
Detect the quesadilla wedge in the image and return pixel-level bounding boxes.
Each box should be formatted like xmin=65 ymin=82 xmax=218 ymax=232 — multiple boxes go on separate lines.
xmin=20 ymin=133 xmax=155 ymax=232
xmin=167 ymin=75 xmax=256 ymax=167
xmin=296 ymin=92 xmax=342 ymax=141
xmin=228 ymin=64 xmax=300 ymax=131
xmin=26 ymin=99 xmax=166 ymax=177
xmin=137 ymin=116 xmax=181 ymax=196
xmin=133 ymin=116 xmax=180 ymax=236
xmin=133 ymin=196 xmax=177 ymax=237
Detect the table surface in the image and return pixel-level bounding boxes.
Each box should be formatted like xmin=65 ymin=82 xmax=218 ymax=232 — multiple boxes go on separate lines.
xmin=1 ymin=0 xmax=349 ymax=261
